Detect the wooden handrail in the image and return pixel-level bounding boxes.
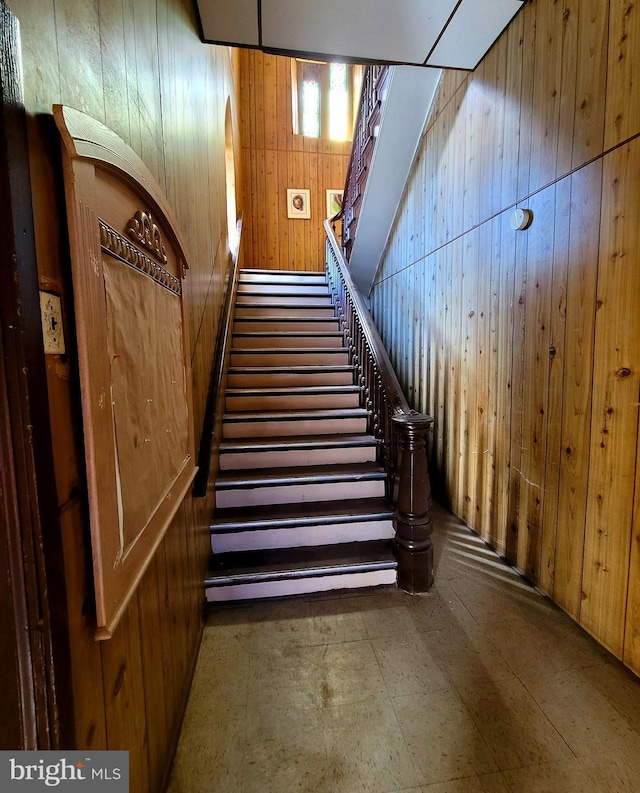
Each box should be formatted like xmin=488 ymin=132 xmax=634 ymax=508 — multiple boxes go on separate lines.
xmin=325 ymin=220 xmax=435 ymax=593
xmin=339 ymin=65 xmax=390 ymax=257
xmin=193 ymin=215 xmax=243 ymax=497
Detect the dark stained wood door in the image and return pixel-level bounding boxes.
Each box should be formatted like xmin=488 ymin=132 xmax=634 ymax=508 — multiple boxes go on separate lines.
xmin=0 ymin=0 xmax=73 ymax=749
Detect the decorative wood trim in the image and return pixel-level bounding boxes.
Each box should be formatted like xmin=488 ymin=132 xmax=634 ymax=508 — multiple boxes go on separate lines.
xmin=100 ymin=220 xmax=181 ymax=296
xmin=53 ymin=104 xmax=191 ymax=275
xmin=126 ymin=210 xmax=168 ymax=264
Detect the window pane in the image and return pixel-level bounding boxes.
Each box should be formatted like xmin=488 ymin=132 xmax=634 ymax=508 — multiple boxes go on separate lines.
xmin=301 ymin=79 xmax=320 ymax=138
xmin=329 ymin=63 xmax=348 ymax=141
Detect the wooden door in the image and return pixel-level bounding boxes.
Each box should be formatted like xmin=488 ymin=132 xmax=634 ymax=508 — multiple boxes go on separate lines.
xmin=0 ymin=0 xmax=72 ymax=749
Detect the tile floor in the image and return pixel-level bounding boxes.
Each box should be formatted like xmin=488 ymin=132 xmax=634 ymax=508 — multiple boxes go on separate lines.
xmin=167 ymin=503 xmax=640 ymax=792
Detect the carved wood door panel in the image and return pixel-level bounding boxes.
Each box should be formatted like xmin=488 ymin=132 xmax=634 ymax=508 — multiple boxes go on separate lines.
xmin=54 ymin=105 xmax=197 ymax=640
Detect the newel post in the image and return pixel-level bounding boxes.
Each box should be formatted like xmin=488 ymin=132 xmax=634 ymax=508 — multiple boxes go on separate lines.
xmin=391 ymin=413 xmax=434 ymax=593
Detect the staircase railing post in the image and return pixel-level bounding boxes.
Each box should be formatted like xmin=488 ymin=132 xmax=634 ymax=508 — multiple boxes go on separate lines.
xmin=391 ymin=413 xmax=434 ymax=593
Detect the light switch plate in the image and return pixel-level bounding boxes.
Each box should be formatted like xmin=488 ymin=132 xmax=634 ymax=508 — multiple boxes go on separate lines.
xmin=39 ymin=291 xmax=66 ymax=355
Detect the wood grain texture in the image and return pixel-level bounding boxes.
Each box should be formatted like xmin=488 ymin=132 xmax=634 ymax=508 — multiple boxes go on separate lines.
xmin=605 ymin=0 xmax=640 ymax=149
xmin=7 ymin=0 xmax=235 ymax=781
xmin=239 ymin=49 xmax=350 ymax=271
xmin=371 ymin=0 xmax=640 ymax=675
xmin=581 ymin=138 xmax=640 ymax=656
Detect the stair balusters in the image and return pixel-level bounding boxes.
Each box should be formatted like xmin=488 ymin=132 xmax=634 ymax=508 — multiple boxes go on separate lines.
xmin=325 ymin=221 xmax=435 ymax=593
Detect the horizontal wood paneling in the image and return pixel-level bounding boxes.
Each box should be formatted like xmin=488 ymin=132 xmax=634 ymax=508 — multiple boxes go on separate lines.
xmin=371 ymin=0 xmax=640 ymax=674
xmin=239 ymin=49 xmax=351 ymax=272
xmin=7 ymin=0 xmax=241 ymax=785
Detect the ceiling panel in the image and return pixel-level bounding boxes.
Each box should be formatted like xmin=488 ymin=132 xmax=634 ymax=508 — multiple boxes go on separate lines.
xmin=426 ymin=0 xmax=524 ymax=69
xmin=261 ymin=0 xmax=457 ymax=64
xmin=197 ymin=0 xmax=259 ymax=47
xmin=195 ymin=0 xmax=526 ymax=71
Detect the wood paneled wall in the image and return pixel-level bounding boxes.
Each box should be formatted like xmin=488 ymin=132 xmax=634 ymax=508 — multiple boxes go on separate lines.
xmin=238 ymin=49 xmax=350 ymax=271
xmin=7 ymin=0 xmax=241 ymax=787
xmin=371 ymin=0 xmax=640 ymax=673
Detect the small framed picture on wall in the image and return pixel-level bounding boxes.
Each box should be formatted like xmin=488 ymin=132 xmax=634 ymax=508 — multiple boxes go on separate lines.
xmin=326 ymin=189 xmax=344 ymax=219
xmin=287 ymin=189 xmax=311 ymax=219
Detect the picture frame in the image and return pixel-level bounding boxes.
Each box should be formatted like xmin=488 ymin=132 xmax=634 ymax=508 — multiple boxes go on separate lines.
xmin=287 ymin=188 xmax=311 ymax=219
xmin=326 ymin=189 xmax=344 ymax=219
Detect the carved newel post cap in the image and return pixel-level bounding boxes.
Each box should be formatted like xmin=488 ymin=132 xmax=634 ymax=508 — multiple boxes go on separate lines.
xmin=391 ymin=412 xmax=434 ymax=434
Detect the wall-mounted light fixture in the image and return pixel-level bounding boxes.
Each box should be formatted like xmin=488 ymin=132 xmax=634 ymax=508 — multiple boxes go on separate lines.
xmin=510 ymin=208 xmax=533 ymax=231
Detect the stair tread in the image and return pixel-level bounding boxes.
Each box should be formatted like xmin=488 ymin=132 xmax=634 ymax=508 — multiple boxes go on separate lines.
xmin=226 ymin=385 xmax=360 ymax=396
xmin=233 ymin=316 xmax=338 ymax=323
xmin=235 ymin=299 xmax=333 ymax=306
xmin=206 ymin=540 xmax=396 ymax=584
xmin=231 ymin=347 xmax=348 ymax=353
xmin=233 ymin=331 xmax=344 ymax=338
xmin=216 ymin=461 xmax=385 ymax=488
xmin=220 ymin=433 xmax=376 ymax=452
xmin=240 ymin=268 xmax=326 ymax=276
xmin=223 ymin=407 xmax=368 ymax=422
xmin=229 ymin=365 xmax=354 ymax=373
xmin=212 ymin=496 xmax=393 ymax=530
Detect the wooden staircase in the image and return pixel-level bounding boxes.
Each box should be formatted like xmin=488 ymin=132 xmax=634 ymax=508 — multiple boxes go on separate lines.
xmin=205 ymin=268 xmax=397 ymax=601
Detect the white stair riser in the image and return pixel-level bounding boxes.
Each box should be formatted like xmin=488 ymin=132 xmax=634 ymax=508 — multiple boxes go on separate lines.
xmin=222 ymin=416 xmax=367 ymax=438
xmin=232 ymin=334 xmax=344 ymax=349
xmin=216 ymin=478 xmax=385 ymax=508
xmin=205 ymin=569 xmax=397 ymax=602
xmin=230 ymin=351 xmax=350 ymax=366
xmin=235 ymin=294 xmax=333 ymax=307
xmin=233 ymin=320 xmax=340 ymax=333
xmin=239 ymin=272 xmax=327 ymax=285
xmin=237 ymin=282 xmax=330 ymax=296
xmin=219 ymin=444 xmax=377 ymax=470
xmin=228 ymin=371 xmax=354 ymax=387
xmin=211 ymin=519 xmax=394 ymax=552
xmin=225 ymin=392 xmax=360 ymax=411
xmin=234 ymin=306 xmax=336 ymax=319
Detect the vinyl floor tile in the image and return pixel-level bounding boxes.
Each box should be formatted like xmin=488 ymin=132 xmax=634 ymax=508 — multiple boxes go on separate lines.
xmin=322 ymin=697 xmax=419 ymax=793
xmin=393 ymin=689 xmax=498 ymax=785
xmin=241 ymin=705 xmax=331 ymax=793
xmin=372 ymin=633 xmax=450 ymax=697
xmin=521 ymin=668 xmax=640 ymax=757
xmin=456 ymin=675 xmax=573 ymax=771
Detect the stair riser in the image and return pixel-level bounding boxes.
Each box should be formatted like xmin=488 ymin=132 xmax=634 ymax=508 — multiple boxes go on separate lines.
xmin=237 ymin=283 xmax=330 ymax=296
xmin=228 ymin=371 xmax=353 ymax=387
xmin=232 ymin=334 xmax=344 ymax=349
xmin=222 ymin=416 xmax=368 ymax=438
xmin=235 ymin=294 xmax=333 ymax=307
xmin=219 ymin=444 xmax=377 ymax=470
xmin=239 ymin=272 xmax=327 ymax=285
xmin=205 ymin=569 xmax=397 ymax=602
xmin=225 ymin=392 xmax=360 ymax=411
xmin=211 ymin=519 xmax=395 ymax=552
xmin=230 ymin=351 xmax=350 ymax=366
xmin=234 ymin=307 xmax=337 ymax=319
xmin=216 ymin=478 xmax=385 ymax=508
xmin=233 ymin=320 xmax=340 ymax=333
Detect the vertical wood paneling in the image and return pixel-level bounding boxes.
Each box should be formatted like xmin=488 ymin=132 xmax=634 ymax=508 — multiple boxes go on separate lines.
xmin=605 ymin=0 xmax=640 ymax=149
xmin=8 ymin=0 xmax=238 ymax=783
xmin=570 ymin=0 xmax=608 ymax=170
xmin=553 ymin=161 xmax=601 ymax=618
xmin=372 ymin=0 xmax=640 ymax=675
xmin=239 ymin=51 xmax=351 ymax=271
xmin=581 ymin=139 xmax=640 ymax=655
xmin=539 ymin=178 xmax=570 ymax=594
